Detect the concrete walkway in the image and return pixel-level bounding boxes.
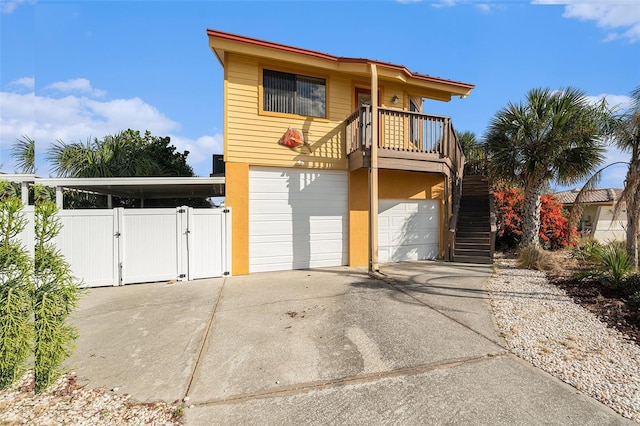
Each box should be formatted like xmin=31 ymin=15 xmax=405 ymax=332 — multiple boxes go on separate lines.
xmin=66 ymin=262 xmax=634 ymax=425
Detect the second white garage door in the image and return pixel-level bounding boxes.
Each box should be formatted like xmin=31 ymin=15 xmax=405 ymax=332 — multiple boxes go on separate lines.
xmin=249 ymin=167 xmax=349 ymax=273
xmin=378 ymin=199 xmax=440 ymax=263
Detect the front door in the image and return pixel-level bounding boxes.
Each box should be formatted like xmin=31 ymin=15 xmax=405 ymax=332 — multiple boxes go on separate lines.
xmin=355 ymin=88 xmax=372 ymax=147
xmin=355 ymin=87 xmax=371 ymax=109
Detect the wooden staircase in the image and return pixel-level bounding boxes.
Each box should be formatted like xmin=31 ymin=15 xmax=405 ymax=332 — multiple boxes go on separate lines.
xmin=453 ymin=175 xmax=494 ymax=264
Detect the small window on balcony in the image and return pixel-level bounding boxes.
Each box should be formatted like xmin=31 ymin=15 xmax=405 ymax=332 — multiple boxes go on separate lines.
xmin=263 ymin=69 xmax=326 ymax=118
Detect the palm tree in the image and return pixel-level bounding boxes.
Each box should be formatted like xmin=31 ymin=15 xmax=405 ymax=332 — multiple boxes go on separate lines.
xmin=456 ymin=130 xmax=480 ymax=155
xmin=47 ymin=130 xmax=192 ymax=178
xmin=616 ymin=86 xmax=640 ymax=268
xmin=486 ymin=87 xmax=612 ymax=248
xmin=574 ymin=87 xmax=640 ymax=268
xmin=47 ymin=134 xmax=155 ymax=178
xmin=456 ymin=130 xmax=487 ymax=175
xmin=11 ymin=136 xmax=35 ymax=174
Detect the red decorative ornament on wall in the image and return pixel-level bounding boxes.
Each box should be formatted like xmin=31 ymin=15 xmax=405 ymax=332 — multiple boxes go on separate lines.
xmin=278 ymin=128 xmax=305 ymax=149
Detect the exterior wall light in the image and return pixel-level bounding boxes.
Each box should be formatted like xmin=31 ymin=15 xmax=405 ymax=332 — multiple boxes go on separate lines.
xmin=391 ymin=95 xmax=399 ymax=104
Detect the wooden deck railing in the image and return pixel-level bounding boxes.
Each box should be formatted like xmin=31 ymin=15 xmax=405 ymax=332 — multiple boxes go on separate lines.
xmin=346 ymin=106 xmax=466 ymax=261
xmin=346 ymin=106 xmax=465 ymax=175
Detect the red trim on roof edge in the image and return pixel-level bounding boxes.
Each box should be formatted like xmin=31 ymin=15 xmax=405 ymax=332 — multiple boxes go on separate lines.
xmin=207 ymin=29 xmax=475 ymax=90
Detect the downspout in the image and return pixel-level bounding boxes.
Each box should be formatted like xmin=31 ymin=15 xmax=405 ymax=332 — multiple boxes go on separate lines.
xmin=369 ymin=63 xmax=379 ymax=273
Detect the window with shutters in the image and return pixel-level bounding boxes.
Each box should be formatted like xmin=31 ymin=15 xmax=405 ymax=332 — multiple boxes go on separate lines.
xmin=262 ymin=69 xmax=326 ymax=118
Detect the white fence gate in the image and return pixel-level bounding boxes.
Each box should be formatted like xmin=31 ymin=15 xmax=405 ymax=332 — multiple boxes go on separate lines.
xmin=55 ymin=209 xmax=120 ymax=287
xmin=53 ymin=207 xmax=231 ymax=287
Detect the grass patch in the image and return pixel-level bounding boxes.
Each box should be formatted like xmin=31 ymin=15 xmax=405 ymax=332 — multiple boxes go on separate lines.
xmin=517 ymin=245 xmax=561 ymax=271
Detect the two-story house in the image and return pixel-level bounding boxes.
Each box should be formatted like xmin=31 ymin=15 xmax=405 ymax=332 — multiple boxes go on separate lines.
xmin=207 ymin=29 xmax=480 ymax=275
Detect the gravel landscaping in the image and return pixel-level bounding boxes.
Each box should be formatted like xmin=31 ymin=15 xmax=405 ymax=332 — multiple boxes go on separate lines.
xmin=487 ymin=258 xmax=640 ymax=422
xmin=0 ymin=371 xmax=184 ymax=425
xmin=2 ymin=259 xmax=638 ymax=424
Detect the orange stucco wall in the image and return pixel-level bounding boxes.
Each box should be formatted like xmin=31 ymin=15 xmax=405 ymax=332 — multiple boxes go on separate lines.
xmin=349 ymin=169 xmax=369 ymax=266
xmin=348 ymin=169 xmax=445 ymax=266
xmin=379 ymin=170 xmax=444 ymax=199
xmin=225 ymin=162 xmax=249 ymax=275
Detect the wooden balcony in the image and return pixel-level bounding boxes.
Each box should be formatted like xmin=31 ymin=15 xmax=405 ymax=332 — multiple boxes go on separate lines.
xmin=345 ymin=106 xmax=464 ymax=179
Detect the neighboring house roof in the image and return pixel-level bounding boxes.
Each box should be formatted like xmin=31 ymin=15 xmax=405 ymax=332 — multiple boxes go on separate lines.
xmin=206 ymin=29 xmax=474 ymax=101
xmin=554 ymin=188 xmax=623 ymax=205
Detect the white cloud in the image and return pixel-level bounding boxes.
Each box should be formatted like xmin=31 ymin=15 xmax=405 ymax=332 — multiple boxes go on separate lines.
xmin=8 ymin=77 xmax=34 ymax=90
xmin=533 ymin=0 xmax=640 ymax=43
xmin=0 ymin=0 xmax=31 ymax=14
xmin=170 ymin=134 xmax=224 ymax=170
xmin=431 ymin=0 xmax=457 ymax=8
xmin=0 ymin=78 xmax=222 ymax=176
xmin=586 ymin=93 xmax=633 ymax=112
xmin=44 ymin=78 xmax=107 ymax=97
xmin=397 ymin=0 xmax=496 ymax=12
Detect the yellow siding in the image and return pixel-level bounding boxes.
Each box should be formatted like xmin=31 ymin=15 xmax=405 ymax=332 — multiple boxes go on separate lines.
xmin=378 ymin=86 xmax=426 ymax=151
xmin=225 ymin=53 xmax=352 ymax=169
xmin=223 ymin=50 xmax=454 ymax=269
xmin=382 ymin=86 xmax=402 ymax=109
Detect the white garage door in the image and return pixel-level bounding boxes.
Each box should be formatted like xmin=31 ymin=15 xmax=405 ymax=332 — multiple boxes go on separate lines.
xmin=378 ymin=199 xmax=440 ymax=263
xmin=249 ymin=167 xmax=348 ymax=273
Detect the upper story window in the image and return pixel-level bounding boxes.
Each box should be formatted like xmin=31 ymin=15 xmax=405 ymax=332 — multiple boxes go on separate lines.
xmin=263 ymin=69 xmax=326 ymax=118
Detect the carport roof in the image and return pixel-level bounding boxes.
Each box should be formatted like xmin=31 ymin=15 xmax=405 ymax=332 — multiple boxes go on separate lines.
xmin=36 ymin=176 xmax=225 ymax=199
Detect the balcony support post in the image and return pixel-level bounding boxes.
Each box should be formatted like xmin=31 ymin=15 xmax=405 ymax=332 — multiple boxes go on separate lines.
xmin=369 ymin=63 xmax=380 ymax=273
xmin=444 ymin=174 xmax=451 ymax=261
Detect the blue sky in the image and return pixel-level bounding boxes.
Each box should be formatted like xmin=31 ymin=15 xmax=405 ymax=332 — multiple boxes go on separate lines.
xmin=1 ymin=0 xmax=638 ymax=192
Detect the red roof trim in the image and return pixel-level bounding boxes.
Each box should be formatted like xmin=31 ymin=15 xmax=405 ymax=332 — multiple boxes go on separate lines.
xmin=206 ymin=29 xmax=475 ymax=90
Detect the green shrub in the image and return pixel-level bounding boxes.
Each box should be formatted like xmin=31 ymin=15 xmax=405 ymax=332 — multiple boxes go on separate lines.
xmin=33 ymin=184 xmax=82 ymax=392
xmin=628 ymin=291 xmax=640 ymax=309
xmin=595 ymin=243 xmax=634 ymax=289
xmin=0 ymin=181 xmax=34 ymax=390
xmin=571 ymin=237 xmax=602 ymax=262
xmin=620 ymin=273 xmax=640 ymax=297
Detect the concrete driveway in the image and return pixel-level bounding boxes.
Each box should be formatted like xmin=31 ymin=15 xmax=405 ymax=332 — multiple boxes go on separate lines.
xmin=66 ymin=262 xmax=633 ymax=425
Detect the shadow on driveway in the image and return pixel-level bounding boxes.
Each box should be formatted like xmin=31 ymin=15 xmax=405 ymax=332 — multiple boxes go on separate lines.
xmin=66 ymin=262 xmax=634 ymax=425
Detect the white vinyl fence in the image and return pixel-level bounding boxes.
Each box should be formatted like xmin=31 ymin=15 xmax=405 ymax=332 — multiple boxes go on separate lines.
xmin=17 ymin=206 xmax=35 ymax=258
xmin=51 ymin=207 xmax=231 ymax=287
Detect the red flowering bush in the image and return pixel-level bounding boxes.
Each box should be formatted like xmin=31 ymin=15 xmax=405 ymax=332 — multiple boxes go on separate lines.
xmin=494 ymin=183 xmax=523 ymax=249
xmin=494 ymin=181 xmax=577 ymax=250
xmin=539 ymin=194 xmax=576 ymax=250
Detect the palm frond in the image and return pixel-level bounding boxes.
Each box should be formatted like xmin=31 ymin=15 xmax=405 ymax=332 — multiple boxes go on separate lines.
xmin=613 ymin=162 xmax=639 ymax=226
xmin=46 ymin=138 xmax=101 ymax=178
xmin=11 ymin=135 xmax=35 ymax=174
